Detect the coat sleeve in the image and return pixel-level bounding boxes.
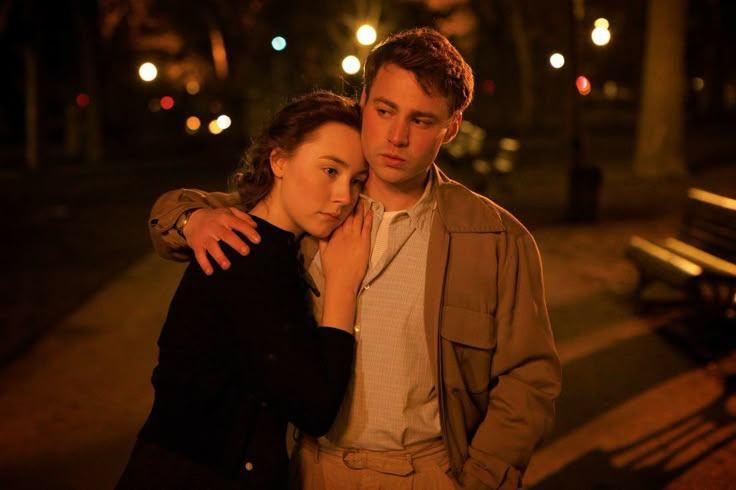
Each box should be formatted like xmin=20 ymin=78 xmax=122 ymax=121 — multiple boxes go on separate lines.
xmin=148 ymin=188 xmax=241 ymax=261
xmin=460 ymin=231 xmax=562 ymax=490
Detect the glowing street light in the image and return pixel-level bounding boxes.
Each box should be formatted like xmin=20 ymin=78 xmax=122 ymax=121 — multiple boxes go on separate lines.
xmin=342 ymin=55 xmax=361 ymax=75
xmin=271 ymin=36 xmax=287 ymax=51
xmin=549 ymin=53 xmax=565 ymax=69
xmin=186 ymin=116 xmax=201 ymax=134
xmin=592 ymin=27 xmax=611 ymax=46
xmin=208 ymin=120 xmax=223 ymax=135
xmin=356 ymin=24 xmax=377 ymax=46
xmin=591 ymin=18 xmax=611 ymax=46
xmin=186 ymin=80 xmax=200 ymax=95
xmin=576 ymin=75 xmax=592 ymax=96
xmin=138 ymin=62 xmax=158 ymax=82
xmin=216 ymin=114 xmax=232 ymax=130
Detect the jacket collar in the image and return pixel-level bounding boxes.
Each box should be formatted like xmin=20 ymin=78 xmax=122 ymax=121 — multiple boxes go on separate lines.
xmin=432 ymin=164 xmax=506 ymax=233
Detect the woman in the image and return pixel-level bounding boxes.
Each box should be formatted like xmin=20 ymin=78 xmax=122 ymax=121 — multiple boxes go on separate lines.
xmin=117 ymin=91 xmax=371 ymax=489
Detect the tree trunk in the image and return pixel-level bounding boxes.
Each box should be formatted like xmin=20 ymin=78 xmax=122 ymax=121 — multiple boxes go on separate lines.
xmin=633 ymin=0 xmax=687 ymax=177
xmin=24 ymin=46 xmax=40 ymax=171
xmin=75 ymin=0 xmax=103 ymax=165
xmin=506 ymin=0 xmax=534 ymax=131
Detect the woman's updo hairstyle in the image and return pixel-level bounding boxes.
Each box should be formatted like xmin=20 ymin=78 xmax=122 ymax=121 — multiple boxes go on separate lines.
xmin=231 ymin=90 xmax=362 ymax=210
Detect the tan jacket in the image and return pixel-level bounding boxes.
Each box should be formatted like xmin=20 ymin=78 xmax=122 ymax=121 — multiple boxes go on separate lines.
xmin=148 ymin=165 xmax=562 ymax=490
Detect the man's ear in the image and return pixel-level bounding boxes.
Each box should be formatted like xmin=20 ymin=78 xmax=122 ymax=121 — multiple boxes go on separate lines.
xmin=443 ymin=112 xmax=463 ymax=144
xmin=270 ymin=148 xmax=286 ymax=178
xmin=359 ymin=89 xmax=367 ymax=109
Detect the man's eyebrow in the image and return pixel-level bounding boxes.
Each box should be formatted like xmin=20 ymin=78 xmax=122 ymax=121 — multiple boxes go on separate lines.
xmin=373 ymin=97 xmax=441 ymax=121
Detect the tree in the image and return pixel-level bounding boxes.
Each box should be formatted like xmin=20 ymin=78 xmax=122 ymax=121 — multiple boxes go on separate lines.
xmin=633 ymin=0 xmax=688 ymax=177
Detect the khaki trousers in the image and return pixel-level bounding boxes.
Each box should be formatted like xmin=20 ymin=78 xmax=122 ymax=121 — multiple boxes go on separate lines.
xmin=292 ymin=435 xmax=457 ymax=490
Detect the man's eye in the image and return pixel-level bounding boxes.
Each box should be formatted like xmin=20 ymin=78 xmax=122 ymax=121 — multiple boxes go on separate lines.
xmin=324 ymin=168 xmax=337 ymax=176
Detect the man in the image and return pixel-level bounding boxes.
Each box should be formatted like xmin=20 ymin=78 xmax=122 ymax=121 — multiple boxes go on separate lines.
xmin=149 ymin=27 xmax=561 ymax=490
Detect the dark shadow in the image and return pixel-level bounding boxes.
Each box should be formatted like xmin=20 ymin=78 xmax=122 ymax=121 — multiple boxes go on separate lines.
xmin=532 ymin=372 xmax=736 ymax=489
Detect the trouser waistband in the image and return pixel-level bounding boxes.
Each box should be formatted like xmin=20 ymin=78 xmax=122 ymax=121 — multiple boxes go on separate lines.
xmin=299 ymin=436 xmax=446 ymax=476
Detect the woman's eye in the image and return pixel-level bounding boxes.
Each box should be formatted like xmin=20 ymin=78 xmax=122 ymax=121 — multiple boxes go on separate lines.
xmin=324 ymin=168 xmax=337 ymax=176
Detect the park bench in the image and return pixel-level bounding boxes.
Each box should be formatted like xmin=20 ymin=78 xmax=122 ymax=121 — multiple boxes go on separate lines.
xmin=625 ymin=188 xmax=736 ymax=318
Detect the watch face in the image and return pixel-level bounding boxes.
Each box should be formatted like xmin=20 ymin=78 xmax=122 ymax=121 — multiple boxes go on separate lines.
xmin=176 ymin=211 xmax=191 ymax=236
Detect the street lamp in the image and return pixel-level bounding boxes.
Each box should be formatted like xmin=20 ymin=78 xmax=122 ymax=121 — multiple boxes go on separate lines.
xmin=271 ymin=36 xmax=287 ymax=51
xmin=342 ymin=55 xmax=361 ymax=75
xmin=356 ymin=24 xmax=377 ymax=46
xmin=550 ymin=53 xmax=566 ymax=69
xmin=138 ymin=62 xmax=157 ymax=82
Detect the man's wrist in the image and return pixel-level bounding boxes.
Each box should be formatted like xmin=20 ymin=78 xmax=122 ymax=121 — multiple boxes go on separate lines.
xmin=174 ymin=209 xmax=195 ymax=239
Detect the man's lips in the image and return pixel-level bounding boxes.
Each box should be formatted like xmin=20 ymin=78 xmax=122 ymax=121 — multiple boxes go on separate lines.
xmin=381 ymin=153 xmax=406 ymax=166
xmin=321 ymin=212 xmax=341 ymax=220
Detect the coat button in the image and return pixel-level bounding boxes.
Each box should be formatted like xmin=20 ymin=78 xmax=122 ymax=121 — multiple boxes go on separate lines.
xmin=244 ymin=461 xmax=254 ymax=471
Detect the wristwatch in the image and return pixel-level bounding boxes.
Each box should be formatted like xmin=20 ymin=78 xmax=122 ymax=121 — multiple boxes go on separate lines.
xmin=175 ymin=209 xmax=194 ymax=238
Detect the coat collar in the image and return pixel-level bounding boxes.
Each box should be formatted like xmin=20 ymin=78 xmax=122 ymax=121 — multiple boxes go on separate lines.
xmin=432 ymin=165 xmax=506 ymax=233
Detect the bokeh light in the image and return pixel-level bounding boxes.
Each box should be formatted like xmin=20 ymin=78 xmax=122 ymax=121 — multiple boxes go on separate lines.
xmin=549 ymin=53 xmax=565 ymax=69
xmin=138 ymin=62 xmax=158 ymax=82
xmin=342 ymin=55 xmax=361 ymax=75
xmin=576 ymin=75 xmax=592 ymax=96
xmin=208 ymin=120 xmax=223 ymax=135
xmin=592 ymin=26 xmax=611 ymax=46
xmin=76 ymin=93 xmax=90 ymax=107
xmin=594 ymin=18 xmax=610 ymax=29
xmin=271 ymin=36 xmax=287 ymax=51
xmin=603 ymin=80 xmax=619 ymax=99
xmin=160 ymin=96 xmax=175 ymax=110
xmin=186 ymin=116 xmax=201 ymax=134
xmin=693 ymin=77 xmax=705 ymax=92
xmin=216 ymin=114 xmax=232 ymax=130
xmin=186 ymin=80 xmax=200 ymax=95
xmin=356 ymin=25 xmax=377 ymax=45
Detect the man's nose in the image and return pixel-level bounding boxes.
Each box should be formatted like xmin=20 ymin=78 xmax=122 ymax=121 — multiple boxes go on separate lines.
xmin=388 ymin=120 xmax=409 ymax=147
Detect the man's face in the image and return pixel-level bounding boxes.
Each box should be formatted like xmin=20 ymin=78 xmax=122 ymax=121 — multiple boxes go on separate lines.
xmin=360 ymin=63 xmax=461 ymax=196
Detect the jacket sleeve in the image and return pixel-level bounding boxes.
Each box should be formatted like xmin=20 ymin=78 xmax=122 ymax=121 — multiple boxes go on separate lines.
xmin=461 ymin=231 xmax=562 ymax=490
xmin=148 ymin=188 xmax=241 ymax=261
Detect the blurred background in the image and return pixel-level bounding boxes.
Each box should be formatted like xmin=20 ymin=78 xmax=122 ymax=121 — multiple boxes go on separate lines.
xmin=1 ymin=1 xmax=736 ymax=489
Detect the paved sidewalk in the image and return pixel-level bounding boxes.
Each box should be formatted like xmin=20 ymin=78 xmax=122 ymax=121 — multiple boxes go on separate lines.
xmin=0 ymin=256 xmax=186 ymax=489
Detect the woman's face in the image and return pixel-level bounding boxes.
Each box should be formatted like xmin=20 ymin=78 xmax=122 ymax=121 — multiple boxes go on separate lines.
xmin=270 ymin=122 xmax=367 ymax=238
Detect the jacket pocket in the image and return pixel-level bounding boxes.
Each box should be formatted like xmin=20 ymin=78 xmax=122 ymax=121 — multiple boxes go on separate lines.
xmin=440 ymin=305 xmax=496 ymax=394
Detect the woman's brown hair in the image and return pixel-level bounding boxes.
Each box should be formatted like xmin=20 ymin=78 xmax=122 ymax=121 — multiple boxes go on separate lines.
xmin=231 ymin=91 xmax=362 ymax=210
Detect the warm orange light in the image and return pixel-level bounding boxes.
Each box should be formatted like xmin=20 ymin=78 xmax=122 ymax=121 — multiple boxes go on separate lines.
xmin=208 ymin=120 xmax=223 ymax=135
xmin=186 ymin=80 xmax=200 ymax=95
xmin=160 ymin=96 xmax=175 ymax=110
xmin=186 ymin=116 xmax=201 ymax=131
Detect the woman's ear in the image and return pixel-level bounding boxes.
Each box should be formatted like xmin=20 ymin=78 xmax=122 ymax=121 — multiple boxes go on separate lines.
xmin=270 ymin=148 xmax=286 ymax=178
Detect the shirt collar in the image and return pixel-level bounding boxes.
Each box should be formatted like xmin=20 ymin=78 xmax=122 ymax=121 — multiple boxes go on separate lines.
xmin=361 ymin=172 xmax=436 ymax=232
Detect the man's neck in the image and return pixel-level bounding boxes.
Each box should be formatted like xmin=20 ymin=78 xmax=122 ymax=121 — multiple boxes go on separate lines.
xmin=364 ymin=173 xmax=429 ymax=212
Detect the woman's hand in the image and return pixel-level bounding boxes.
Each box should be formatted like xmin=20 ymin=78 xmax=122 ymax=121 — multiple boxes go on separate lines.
xmin=319 ymin=199 xmax=373 ymax=296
